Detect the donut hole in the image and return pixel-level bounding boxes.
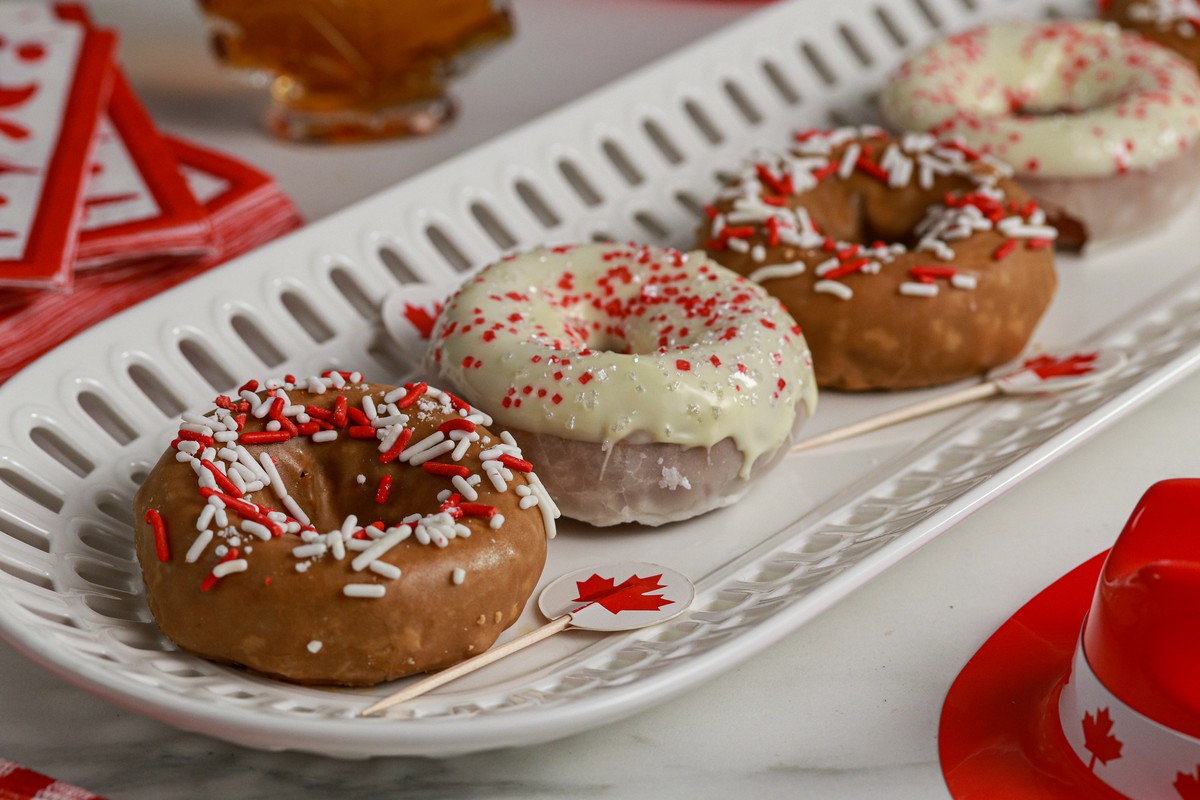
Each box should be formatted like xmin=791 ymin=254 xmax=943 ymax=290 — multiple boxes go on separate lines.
xmin=800 ymin=171 xmax=981 ymax=250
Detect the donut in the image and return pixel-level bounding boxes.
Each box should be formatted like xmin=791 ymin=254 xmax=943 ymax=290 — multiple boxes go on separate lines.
xmin=880 ymin=20 xmax=1200 ymax=249
xmin=698 ymin=126 xmax=1058 ymax=391
xmin=424 ymin=242 xmax=817 ymax=528
xmin=1101 ymin=0 xmax=1200 ymax=69
xmin=132 ymin=372 xmax=554 ymax=686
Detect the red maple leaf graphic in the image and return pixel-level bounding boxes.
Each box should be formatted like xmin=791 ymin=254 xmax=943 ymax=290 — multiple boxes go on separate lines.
xmin=1022 ymin=351 xmax=1098 ymax=380
xmin=573 ymin=572 xmax=673 ymax=614
xmin=1082 ymin=707 xmax=1123 ymax=770
xmin=402 ymin=301 xmax=442 ymax=340
xmin=1175 ymin=766 xmax=1200 ymax=799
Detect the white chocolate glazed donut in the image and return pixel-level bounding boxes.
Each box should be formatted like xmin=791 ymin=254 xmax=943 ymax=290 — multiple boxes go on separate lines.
xmin=882 ymin=20 xmax=1200 ymax=247
xmin=426 ymin=242 xmax=818 ymax=527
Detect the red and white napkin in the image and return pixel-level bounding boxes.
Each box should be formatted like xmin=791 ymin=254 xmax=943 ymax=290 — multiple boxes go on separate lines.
xmin=0 ymin=1 xmax=304 ymax=381
xmin=0 ymin=759 xmax=106 ymax=800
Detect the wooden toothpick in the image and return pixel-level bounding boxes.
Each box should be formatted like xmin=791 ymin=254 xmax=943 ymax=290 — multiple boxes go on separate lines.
xmin=360 ymin=614 xmax=572 ymax=717
xmin=790 ymin=381 xmax=1000 ymax=454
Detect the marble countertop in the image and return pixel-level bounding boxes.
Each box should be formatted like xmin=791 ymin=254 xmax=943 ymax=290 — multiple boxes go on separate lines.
xmin=3 ymin=1 xmax=1197 ymax=797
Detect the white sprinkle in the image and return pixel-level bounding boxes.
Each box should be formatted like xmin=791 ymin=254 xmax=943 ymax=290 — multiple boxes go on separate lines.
xmin=519 ymin=495 xmax=539 ymax=510
xmin=399 ymin=430 xmax=446 ymax=461
xmin=343 ymin=583 xmax=386 ymax=598
xmin=196 ymin=504 xmax=216 ymax=531
xmin=212 ymin=559 xmax=248 ymax=578
xmin=748 ymin=261 xmax=807 ymax=283
xmin=451 ymin=568 xmax=466 ymax=585
xmin=306 ymin=640 xmax=323 ymax=654
xmin=838 ymin=143 xmax=861 ymax=179
xmin=407 ymin=439 xmax=456 ymax=466
xmin=451 ymin=434 xmax=474 ymax=461
xmin=186 ymin=529 xmax=213 ymax=563
xmin=350 ymin=525 xmax=413 ymax=572
xmin=490 ymin=514 xmax=505 ymax=530
xmin=241 ymin=520 xmax=274 ymax=541
xmin=292 ymin=542 xmax=327 ymax=558
xmin=900 ymin=281 xmax=939 ymax=297
xmin=814 ymin=280 xmax=853 ymax=300
xmin=306 ymin=376 xmax=327 ymax=394
xmin=179 ymin=422 xmax=214 ymax=437
xmin=527 ymin=472 xmax=560 ymax=539
xmin=369 ymin=561 xmax=402 ymax=580
xmin=176 ymin=440 xmax=201 ymax=455
xmin=362 ymin=395 xmax=377 ymax=420
xmin=265 ymin=420 xmax=281 ymax=432
xmin=951 ymin=274 xmax=977 ymax=290
xmin=258 ymin=452 xmax=288 ymax=500
xmin=311 ymin=430 xmax=338 ymax=443
xmin=356 ymin=474 xmax=367 ymax=485
xmin=282 ymin=495 xmax=311 ymax=526
xmin=452 ymin=474 xmax=479 ymax=502
xmin=175 ymin=451 xmax=194 ymax=463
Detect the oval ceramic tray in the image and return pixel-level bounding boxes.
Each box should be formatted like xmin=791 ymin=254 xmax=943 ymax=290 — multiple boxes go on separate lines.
xmin=2 ymin=0 xmax=1199 ymax=758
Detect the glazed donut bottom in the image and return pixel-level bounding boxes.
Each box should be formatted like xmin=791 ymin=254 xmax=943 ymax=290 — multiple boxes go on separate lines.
xmin=506 ymin=410 xmax=808 ymax=528
xmin=1022 ymin=147 xmax=1200 ymax=250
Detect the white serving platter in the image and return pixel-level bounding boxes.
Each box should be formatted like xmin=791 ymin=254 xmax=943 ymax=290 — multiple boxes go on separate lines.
xmin=2 ymin=0 xmax=1199 ymax=758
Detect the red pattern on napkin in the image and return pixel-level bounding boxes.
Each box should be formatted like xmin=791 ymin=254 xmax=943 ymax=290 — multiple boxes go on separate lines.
xmin=0 ymin=759 xmax=106 ymax=800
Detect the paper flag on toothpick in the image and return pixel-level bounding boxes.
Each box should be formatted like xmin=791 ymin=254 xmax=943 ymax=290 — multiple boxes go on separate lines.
xmin=791 ymin=347 xmax=1128 ymax=454
xmin=381 ymin=283 xmax=447 ymax=365
xmin=360 ymin=562 xmax=694 ymax=716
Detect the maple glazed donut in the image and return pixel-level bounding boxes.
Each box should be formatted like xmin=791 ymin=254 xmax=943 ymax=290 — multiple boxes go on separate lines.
xmin=881 ymin=19 xmax=1200 ymax=248
xmin=699 ymin=126 xmax=1058 ymax=391
xmin=425 ymin=242 xmax=818 ymax=528
xmin=132 ymin=372 xmax=555 ymax=686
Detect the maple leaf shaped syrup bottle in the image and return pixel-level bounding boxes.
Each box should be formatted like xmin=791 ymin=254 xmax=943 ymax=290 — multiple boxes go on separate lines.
xmin=1082 ymin=707 xmax=1124 ymax=770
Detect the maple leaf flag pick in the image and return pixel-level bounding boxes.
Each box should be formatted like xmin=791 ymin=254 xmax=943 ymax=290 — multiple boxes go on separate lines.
xmin=380 ymin=283 xmax=449 ymax=365
xmin=791 ymin=347 xmax=1128 ymax=454
xmin=360 ymin=562 xmax=694 ymax=716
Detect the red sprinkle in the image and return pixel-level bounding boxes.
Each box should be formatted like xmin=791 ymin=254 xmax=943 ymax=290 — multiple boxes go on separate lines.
xmin=175 ymin=429 xmax=214 ymax=448
xmin=397 ymin=382 xmax=428 ymax=408
xmin=145 ymin=509 xmax=170 ymax=562
xmin=347 ymin=407 xmax=370 ymax=426
xmin=459 ymin=503 xmax=498 ymax=519
xmin=375 ymin=475 xmax=392 ymax=504
xmin=1026 ymin=238 xmax=1054 ymax=250
xmin=200 ymin=459 xmax=241 ymax=498
xmin=348 ymin=425 xmax=378 ymax=439
xmin=438 ymin=418 xmax=477 ymax=434
xmin=498 ymin=454 xmax=533 ymax=473
xmin=379 ymin=428 xmax=413 ymax=464
xmin=305 ymin=405 xmax=334 ymax=422
xmin=993 ymin=239 xmax=1018 ymax=261
xmin=422 ymin=462 xmax=471 ymax=479
xmin=855 ymin=156 xmax=890 ymax=183
xmin=239 ymin=431 xmax=292 ymax=444
xmin=332 ymin=395 xmax=348 ymax=428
